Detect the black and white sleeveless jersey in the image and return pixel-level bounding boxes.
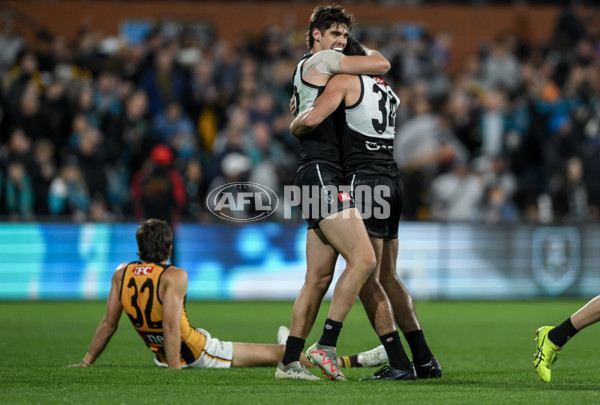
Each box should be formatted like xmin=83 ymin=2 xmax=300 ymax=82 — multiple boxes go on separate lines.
xmin=342 ymin=75 xmax=400 ymax=175
xmin=293 ymin=54 xmax=344 ymax=170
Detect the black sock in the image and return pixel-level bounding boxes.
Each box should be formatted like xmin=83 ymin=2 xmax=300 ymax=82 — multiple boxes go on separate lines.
xmin=548 ymin=317 xmax=579 ymax=347
xmin=404 ymin=329 xmax=433 ymax=365
xmin=318 ymin=318 xmax=343 ymax=347
xmin=282 ymin=336 xmax=305 ymax=365
xmin=380 ymin=331 xmax=411 ymax=370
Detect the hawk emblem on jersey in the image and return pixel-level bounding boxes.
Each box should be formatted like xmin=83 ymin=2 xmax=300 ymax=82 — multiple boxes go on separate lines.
xmin=338 ymin=192 xmax=352 ymax=202
xmin=133 ymin=266 xmax=153 ymax=275
xmin=373 ymin=76 xmax=385 ymax=86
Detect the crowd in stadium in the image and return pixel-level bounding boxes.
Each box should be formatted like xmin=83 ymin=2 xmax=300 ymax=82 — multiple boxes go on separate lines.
xmin=0 ymin=6 xmax=598 ymax=224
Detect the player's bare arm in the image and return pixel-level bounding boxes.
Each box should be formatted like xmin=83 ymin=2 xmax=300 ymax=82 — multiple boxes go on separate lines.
xmin=68 ymin=264 xmax=126 ymax=367
xmin=340 ymin=47 xmax=390 ymax=75
xmin=302 ymin=49 xmax=390 ymax=87
xmin=160 ymin=266 xmax=188 ymax=369
xmin=290 ymin=74 xmax=360 ymax=136
xmin=302 ymin=23 xmax=389 ymax=86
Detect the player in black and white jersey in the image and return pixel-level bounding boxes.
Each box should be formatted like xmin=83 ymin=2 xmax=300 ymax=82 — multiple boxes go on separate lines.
xmin=291 ymin=36 xmax=442 ymax=381
xmin=276 ymin=5 xmax=393 ymax=381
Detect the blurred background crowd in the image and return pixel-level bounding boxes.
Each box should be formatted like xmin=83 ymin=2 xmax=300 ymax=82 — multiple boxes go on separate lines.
xmin=0 ymin=3 xmax=599 ymax=225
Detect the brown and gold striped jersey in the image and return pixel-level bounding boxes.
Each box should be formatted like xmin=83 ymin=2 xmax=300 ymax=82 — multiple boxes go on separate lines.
xmin=119 ymin=261 xmax=207 ymax=366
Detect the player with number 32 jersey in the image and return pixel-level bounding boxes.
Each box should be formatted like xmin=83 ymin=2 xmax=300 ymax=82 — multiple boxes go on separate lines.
xmin=120 ymin=261 xmax=207 ymax=366
xmin=342 ymin=74 xmax=399 ymax=176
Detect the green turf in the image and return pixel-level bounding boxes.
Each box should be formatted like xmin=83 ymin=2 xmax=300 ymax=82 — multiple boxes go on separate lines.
xmin=1 ymin=300 xmax=600 ymax=404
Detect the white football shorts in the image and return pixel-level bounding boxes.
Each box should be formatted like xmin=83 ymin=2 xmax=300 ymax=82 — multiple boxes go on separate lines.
xmin=153 ymin=328 xmax=234 ymax=369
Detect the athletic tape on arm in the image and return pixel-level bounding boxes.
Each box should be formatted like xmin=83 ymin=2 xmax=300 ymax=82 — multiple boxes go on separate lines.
xmin=303 ymin=50 xmax=344 ymax=76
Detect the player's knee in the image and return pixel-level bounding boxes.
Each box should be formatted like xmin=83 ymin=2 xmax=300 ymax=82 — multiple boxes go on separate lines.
xmin=316 ymin=273 xmax=334 ymax=291
xmin=349 ymin=252 xmax=376 ymax=279
xmin=362 ymin=252 xmax=377 ymax=275
xmin=306 ymin=272 xmax=333 ymax=293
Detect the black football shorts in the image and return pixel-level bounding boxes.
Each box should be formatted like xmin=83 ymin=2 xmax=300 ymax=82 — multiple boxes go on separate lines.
xmin=294 ymin=162 xmax=355 ymax=229
xmin=347 ymin=172 xmax=403 ymax=239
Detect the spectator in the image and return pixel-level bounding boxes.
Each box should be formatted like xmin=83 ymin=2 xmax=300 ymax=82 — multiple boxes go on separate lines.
xmin=41 ymin=77 xmax=70 ymax=158
xmin=104 ymin=89 xmax=155 ymax=174
xmin=12 ymin=87 xmax=54 ymax=143
xmin=430 ymin=159 xmax=484 ymax=222
xmin=481 ymin=36 xmax=521 ymax=94
xmin=72 ymin=84 xmax=101 ymax=129
xmin=553 ymin=5 xmax=586 ymax=50
xmin=33 ymin=29 xmax=55 ymax=73
xmin=131 ymin=144 xmax=185 ymax=227
xmin=5 ymin=127 xmax=33 ymax=164
xmin=482 ymin=185 xmax=519 ymax=224
xmin=248 ymin=92 xmax=277 ymax=125
xmin=401 ymin=31 xmax=438 ymax=86
xmin=71 ymin=126 xmax=107 ymax=198
xmin=189 ymin=57 xmax=224 ymax=151
xmin=182 ymin=157 xmax=206 ymax=222
xmin=30 ymin=139 xmax=56 ymax=216
xmin=94 ymin=70 xmax=122 ymax=121
xmin=212 ymin=106 xmax=251 ymax=178
xmin=213 ymin=41 xmax=240 ymax=101
xmin=247 ymin=121 xmax=287 ymax=198
xmin=445 ymin=88 xmax=480 ymax=157
xmin=550 ymin=156 xmax=589 ymax=223
xmin=153 ymin=101 xmax=197 ymax=159
xmin=5 ymin=160 xmax=34 ymax=221
xmin=120 ymin=42 xmax=151 ymax=84
xmin=73 ymin=27 xmax=103 ymax=75
xmin=206 ymin=152 xmax=252 ymax=222
xmin=247 ymin=121 xmax=284 ymax=166
xmin=394 ymin=98 xmax=467 ymax=219
xmin=140 ymin=46 xmax=188 ymax=118
xmin=48 ymin=161 xmax=90 ymax=222
xmin=3 ymin=51 xmax=41 ymax=120
xmin=479 ymin=155 xmax=518 ymax=202
xmin=478 ymin=88 xmax=510 ymax=159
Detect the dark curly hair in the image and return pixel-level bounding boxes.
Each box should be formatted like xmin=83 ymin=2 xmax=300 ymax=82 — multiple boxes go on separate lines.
xmin=343 ymin=34 xmax=366 ymax=57
xmin=306 ymin=4 xmax=356 ymax=49
xmin=136 ymin=219 xmax=173 ymax=263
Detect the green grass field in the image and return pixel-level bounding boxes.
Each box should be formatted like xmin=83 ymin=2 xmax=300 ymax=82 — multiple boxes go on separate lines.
xmin=2 ymin=300 xmax=600 ymax=404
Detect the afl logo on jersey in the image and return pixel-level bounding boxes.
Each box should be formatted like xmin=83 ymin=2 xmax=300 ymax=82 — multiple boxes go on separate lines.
xmin=133 ymin=266 xmax=153 ymax=275
xmin=207 ymin=182 xmax=279 ymax=222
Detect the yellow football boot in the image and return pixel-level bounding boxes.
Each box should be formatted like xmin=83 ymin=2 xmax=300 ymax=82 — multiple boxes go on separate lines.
xmin=533 ymin=326 xmax=560 ymax=383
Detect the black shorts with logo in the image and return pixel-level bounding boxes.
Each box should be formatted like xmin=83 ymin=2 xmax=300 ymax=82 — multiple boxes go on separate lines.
xmin=347 ymin=171 xmax=404 ymax=239
xmin=294 ymin=161 xmax=355 ymax=229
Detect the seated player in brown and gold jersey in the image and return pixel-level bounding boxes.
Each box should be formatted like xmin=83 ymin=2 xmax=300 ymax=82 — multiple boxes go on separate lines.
xmin=68 ymin=218 xmax=387 ymax=377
